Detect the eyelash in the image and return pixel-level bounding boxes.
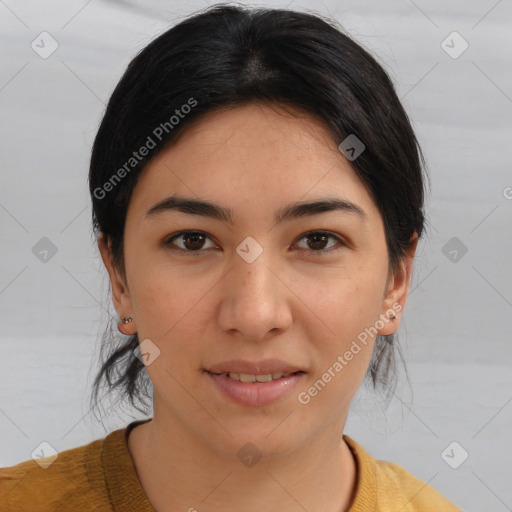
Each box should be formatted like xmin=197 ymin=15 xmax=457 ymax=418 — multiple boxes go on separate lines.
xmin=164 ymin=230 xmax=346 ymax=258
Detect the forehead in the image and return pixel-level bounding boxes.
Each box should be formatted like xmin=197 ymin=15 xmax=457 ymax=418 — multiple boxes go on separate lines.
xmin=126 ymin=102 xmax=380 ymax=225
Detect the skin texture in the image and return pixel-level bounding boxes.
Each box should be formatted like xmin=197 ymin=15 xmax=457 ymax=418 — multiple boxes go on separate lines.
xmin=99 ymin=102 xmax=417 ymax=512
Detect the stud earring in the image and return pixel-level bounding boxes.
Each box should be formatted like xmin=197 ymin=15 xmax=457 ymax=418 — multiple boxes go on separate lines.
xmin=118 ymin=316 xmax=135 ymax=335
xmin=388 ymin=312 xmax=396 ymax=320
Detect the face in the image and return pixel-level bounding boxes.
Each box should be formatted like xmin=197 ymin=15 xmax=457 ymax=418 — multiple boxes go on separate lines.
xmin=100 ymin=102 xmax=416 ymax=459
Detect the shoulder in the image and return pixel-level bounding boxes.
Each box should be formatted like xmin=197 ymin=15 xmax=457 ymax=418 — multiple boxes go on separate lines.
xmin=343 ymin=435 xmax=462 ymax=512
xmin=373 ymin=458 xmax=461 ymax=511
xmin=0 ymin=434 xmax=111 ymax=512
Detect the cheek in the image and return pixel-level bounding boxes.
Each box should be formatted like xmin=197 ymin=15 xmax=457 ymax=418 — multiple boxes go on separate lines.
xmin=294 ymin=289 xmax=380 ymax=417
xmin=126 ymin=248 xmax=222 ymax=372
xmin=293 ymin=262 xmax=386 ymax=395
xmin=130 ymin=265 xmax=209 ymax=340
xmin=296 ymin=260 xmax=387 ymax=339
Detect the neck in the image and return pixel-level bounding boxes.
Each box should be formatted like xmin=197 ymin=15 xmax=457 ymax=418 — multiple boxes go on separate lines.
xmin=128 ymin=412 xmax=356 ymax=512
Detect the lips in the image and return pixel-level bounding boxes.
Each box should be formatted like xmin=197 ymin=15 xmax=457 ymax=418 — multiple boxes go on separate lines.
xmin=204 ymin=359 xmax=306 ymax=406
xmin=212 ymin=371 xmax=300 ymax=383
xmin=206 ymin=368 xmax=306 ymax=407
xmin=206 ymin=358 xmax=305 ymax=376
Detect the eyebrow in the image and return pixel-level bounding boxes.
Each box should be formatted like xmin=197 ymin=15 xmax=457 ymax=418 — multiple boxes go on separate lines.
xmin=145 ymin=195 xmax=366 ymax=224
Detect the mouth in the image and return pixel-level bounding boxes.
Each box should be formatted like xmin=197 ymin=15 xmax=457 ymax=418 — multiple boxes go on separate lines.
xmin=205 ymin=358 xmax=306 ymax=377
xmin=204 ymin=369 xmax=306 ymax=407
xmin=205 ymin=370 xmax=305 ymax=383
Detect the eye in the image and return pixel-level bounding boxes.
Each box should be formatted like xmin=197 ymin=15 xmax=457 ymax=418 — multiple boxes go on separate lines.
xmin=294 ymin=231 xmax=346 ymax=256
xmin=164 ymin=230 xmax=346 ymax=257
xmin=165 ymin=231 xmax=217 ymax=257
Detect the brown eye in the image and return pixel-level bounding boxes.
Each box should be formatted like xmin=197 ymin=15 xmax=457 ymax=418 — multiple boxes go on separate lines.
xmin=165 ymin=231 xmax=216 ymax=256
xmin=295 ymin=231 xmax=345 ymax=255
xmin=181 ymin=233 xmax=206 ymax=250
xmin=165 ymin=230 xmax=345 ymax=258
xmin=306 ymin=233 xmax=329 ymax=250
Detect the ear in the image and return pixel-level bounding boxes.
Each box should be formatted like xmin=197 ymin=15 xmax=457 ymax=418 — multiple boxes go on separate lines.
xmin=98 ymin=233 xmax=134 ymax=326
xmin=377 ymin=233 xmax=419 ymax=335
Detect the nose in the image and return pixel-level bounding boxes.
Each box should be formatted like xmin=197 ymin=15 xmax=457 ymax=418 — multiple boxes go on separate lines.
xmin=217 ymin=245 xmax=293 ymax=341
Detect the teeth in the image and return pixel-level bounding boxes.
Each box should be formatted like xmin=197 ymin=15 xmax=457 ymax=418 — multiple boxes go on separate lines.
xmin=219 ymin=372 xmax=293 ymax=382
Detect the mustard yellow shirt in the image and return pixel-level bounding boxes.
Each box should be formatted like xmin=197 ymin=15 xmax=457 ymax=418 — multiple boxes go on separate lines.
xmin=1 ymin=420 xmax=461 ymax=511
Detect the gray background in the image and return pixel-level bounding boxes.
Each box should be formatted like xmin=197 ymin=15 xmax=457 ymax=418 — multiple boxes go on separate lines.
xmin=1 ymin=0 xmax=511 ymax=510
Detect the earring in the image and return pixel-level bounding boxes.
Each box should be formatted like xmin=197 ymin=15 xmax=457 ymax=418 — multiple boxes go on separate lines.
xmin=118 ymin=316 xmax=135 ymax=335
xmin=388 ymin=312 xmax=396 ymax=320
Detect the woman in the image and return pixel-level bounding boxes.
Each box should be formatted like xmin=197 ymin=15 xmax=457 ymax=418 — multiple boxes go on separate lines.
xmin=0 ymin=4 xmax=461 ymax=511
